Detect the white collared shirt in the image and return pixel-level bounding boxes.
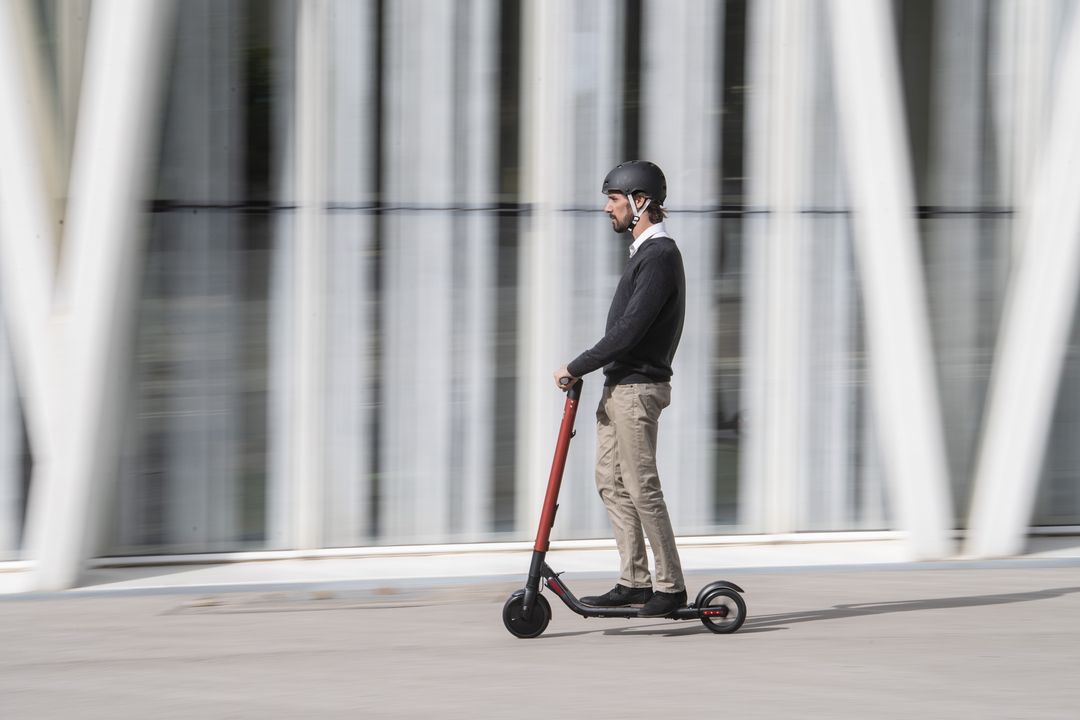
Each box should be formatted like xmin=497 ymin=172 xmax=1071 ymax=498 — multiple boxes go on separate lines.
xmin=629 ymin=221 xmax=671 ymax=258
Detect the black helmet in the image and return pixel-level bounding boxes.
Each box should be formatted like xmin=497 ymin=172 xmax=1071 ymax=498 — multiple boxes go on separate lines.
xmin=602 ymin=160 xmax=667 ymax=205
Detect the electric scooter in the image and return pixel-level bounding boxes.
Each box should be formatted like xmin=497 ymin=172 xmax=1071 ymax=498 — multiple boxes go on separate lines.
xmin=502 ymin=378 xmax=747 ymax=638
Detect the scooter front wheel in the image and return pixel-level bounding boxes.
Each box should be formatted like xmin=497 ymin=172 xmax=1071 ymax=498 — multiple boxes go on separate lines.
xmin=698 ymin=587 xmax=747 ymax=634
xmin=502 ymin=590 xmax=551 ymax=639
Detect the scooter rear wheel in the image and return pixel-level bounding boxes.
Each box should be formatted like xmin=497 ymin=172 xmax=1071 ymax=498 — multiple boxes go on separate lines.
xmin=502 ymin=591 xmax=552 ymax=639
xmin=699 ymin=587 xmax=746 ymax=634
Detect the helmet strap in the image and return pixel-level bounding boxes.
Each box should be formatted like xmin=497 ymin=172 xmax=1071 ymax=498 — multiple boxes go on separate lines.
xmin=626 ymin=194 xmax=652 ymax=232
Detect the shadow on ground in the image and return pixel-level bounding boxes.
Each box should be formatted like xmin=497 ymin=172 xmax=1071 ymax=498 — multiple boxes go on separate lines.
xmin=539 ymin=585 xmax=1080 ymax=639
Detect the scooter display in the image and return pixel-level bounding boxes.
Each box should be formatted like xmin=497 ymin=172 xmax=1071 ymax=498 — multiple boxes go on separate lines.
xmin=502 ymin=379 xmax=747 ymax=638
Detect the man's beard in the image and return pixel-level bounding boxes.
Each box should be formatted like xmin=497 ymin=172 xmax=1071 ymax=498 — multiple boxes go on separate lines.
xmin=610 ymin=213 xmax=631 ymax=234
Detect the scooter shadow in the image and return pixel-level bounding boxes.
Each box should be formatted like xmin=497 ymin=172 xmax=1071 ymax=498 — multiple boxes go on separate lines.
xmin=539 ymin=585 xmax=1080 ymax=639
xmin=540 ymin=621 xmax=738 ymax=639
xmin=742 ymin=585 xmax=1080 ymax=632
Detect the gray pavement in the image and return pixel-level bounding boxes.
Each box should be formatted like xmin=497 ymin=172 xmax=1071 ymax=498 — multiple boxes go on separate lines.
xmin=2 ymin=562 xmax=1079 ymax=719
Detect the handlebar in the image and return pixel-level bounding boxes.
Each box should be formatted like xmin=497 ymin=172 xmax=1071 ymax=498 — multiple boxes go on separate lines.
xmin=560 ymin=377 xmax=583 ymax=400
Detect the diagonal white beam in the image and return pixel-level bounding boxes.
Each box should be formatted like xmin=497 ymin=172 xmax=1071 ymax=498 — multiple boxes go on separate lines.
xmin=27 ymin=0 xmax=176 ymax=590
xmin=966 ymin=5 xmax=1080 ymax=558
xmin=0 ymin=0 xmax=60 ymax=464
xmin=827 ymin=0 xmax=954 ymax=559
xmin=992 ymin=0 xmax=1055 ymax=248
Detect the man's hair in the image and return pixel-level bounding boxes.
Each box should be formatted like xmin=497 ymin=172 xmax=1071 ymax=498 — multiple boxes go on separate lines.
xmin=646 ymin=204 xmax=667 ymax=224
xmin=634 ymin=192 xmax=667 ymax=224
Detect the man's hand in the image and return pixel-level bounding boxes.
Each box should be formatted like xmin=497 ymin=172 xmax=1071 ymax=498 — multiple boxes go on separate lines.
xmin=553 ymin=365 xmax=578 ymax=391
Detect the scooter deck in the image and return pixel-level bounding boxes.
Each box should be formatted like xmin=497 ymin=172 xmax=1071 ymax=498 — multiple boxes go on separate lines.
xmin=543 ymin=564 xmax=703 ymax=621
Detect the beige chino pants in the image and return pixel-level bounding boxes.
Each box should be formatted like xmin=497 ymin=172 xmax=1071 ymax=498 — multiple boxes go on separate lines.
xmin=595 ymin=382 xmax=685 ymax=594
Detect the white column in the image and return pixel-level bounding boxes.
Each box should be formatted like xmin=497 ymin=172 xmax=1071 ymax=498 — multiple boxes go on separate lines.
xmin=827 ymin=0 xmax=954 ymax=559
xmin=641 ymin=0 xmax=721 ymax=533
xmin=517 ymin=0 xmax=575 ymax=537
xmin=457 ymin=0 xmax=497 ymax=539
xmin=517 ymin=0 xmax=622 ymax=540
xmin=561 ymin=2 xmax=621 ymax=538
xmin=966 ymin=4 xmax=1080 ymax=558
xmin=29 ymin=0 xmax=175 ymax=589
xmin=320 ymin=0 xmax=377 ymax=547
xmin=381 ymin=0 xmax=450 ymax=541
xmin=803 ymin=12 xmax=864 ymax=530
xmin=741 ymin=0 xmax=811 ymax=534
xmin=266 ymin=0 xmax=298 ymax=551
xmin=292 ymin=0 xmax=330 ymax=549
xmin=381 ymin=0 xmax=496 ymax=542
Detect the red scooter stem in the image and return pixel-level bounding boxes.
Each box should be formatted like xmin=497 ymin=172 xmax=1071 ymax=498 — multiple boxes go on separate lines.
xmin=533 ymin=379 xmax=583 ymax=552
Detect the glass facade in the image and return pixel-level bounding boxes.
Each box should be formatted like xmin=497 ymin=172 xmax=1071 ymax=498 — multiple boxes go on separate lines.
xmin=1 ymin=0 xmax=1079 ymax=565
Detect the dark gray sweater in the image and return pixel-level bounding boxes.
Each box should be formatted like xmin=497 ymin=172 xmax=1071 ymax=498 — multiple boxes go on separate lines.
xmin=568 ymin=236 xmax=685 ymax=386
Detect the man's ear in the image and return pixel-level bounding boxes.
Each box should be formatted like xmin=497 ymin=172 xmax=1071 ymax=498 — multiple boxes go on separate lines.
xmin=634 ymin=193 xmax=648 ymax=209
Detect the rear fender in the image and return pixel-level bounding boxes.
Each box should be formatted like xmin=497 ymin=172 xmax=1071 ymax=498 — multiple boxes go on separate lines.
xmin=693 ymin=579 xmax=745 ymax=607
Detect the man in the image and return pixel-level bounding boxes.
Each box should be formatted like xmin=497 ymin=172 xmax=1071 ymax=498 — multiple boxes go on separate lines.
xmin=552 ymin=160 xmax=687 ymax=618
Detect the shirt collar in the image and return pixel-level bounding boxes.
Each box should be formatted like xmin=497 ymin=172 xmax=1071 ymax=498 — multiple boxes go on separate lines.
xmin=629 ymin=221 xmax=670 ymax=257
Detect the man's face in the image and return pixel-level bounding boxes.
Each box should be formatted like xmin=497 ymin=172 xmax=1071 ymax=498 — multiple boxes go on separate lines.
xmin=604 ymin=192 xmax=634 ymax=234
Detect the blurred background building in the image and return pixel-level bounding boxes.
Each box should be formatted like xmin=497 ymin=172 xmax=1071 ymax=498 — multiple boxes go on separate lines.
xmin=1 ymin=0 xmax=1080 ymax=589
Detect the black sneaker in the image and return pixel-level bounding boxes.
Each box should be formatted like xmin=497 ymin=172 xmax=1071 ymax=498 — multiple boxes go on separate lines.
xmin=580 ymin=584 xmax=653 ymax=607
xmin=638 ymin=589 xmax=687 ymax=617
